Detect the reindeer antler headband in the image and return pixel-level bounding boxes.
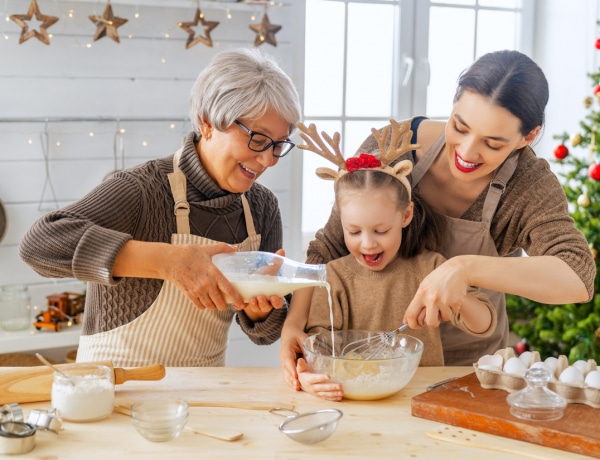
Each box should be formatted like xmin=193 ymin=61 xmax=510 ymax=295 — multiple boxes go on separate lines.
xmin=296 ymin=119 xmax=419 ymax=200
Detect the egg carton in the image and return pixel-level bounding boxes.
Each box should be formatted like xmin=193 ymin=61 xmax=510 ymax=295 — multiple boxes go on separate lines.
xmin=473 ymin=347 xmax=600 ymax=409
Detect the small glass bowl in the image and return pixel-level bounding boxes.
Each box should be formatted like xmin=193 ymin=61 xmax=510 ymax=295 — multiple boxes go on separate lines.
xmin=130 ymin=399 xmax=189 ymax=442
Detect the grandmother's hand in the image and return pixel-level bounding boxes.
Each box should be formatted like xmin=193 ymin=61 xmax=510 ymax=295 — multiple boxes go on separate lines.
xmin=404 ymin=256 xmax=470 ymax=328
xmin=167 ymin=242 xmax=244 ymax=310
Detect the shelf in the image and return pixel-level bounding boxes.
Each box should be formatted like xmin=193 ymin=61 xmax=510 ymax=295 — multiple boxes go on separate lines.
xmin=0 ymin=324 xmax=81 ymax=354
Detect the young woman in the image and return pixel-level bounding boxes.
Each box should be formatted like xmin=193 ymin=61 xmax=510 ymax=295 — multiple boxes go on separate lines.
xmin=20 ymin=48 xmax=302 ymax=367
xmin=281 ymin=50 xmax=595 ymax=388
xmin=293 ymin=121 xmax=496 ymax=400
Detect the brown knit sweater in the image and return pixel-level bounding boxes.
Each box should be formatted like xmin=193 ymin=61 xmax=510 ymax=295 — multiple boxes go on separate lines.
xmin=19 ymin=132 xmax=286 ymax=344
xmin=306 ymin=252 xmax=497 ymax=366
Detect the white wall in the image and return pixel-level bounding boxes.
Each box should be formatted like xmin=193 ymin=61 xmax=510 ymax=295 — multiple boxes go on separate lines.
xmin=533 ymin=0 xmax=599 ymax=163
xmin=0 ymin=0 xmax=302 ymax=366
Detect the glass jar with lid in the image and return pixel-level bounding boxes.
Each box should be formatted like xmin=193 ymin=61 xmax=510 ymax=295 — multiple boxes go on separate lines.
xmin=0 ymin=285 xmax=32 ymax=331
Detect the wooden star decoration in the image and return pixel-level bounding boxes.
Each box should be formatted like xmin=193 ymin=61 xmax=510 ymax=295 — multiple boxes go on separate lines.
xmin=178 ymin=8 xmax=219 ymax=49
xmin=89 ymin=2 xmax=128 ymax=43
xmin=9 ymin=0 xmax=59 ymax=46
xmin=249 ymin=12 xmax=281 ymax=47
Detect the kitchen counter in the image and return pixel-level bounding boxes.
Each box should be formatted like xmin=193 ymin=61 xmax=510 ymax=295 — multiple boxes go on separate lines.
xmin=5 ymin=366 xmax=591 ymax=459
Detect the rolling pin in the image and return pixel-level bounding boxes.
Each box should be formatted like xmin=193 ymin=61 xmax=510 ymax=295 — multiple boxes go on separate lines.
xmin=0 ymin=361 xmax=165 ymax=405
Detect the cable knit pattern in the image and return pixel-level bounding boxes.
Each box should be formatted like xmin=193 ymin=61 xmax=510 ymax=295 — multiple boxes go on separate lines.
xmin=19 ymin=132 xmax=286 ymax=344
xmin=306 ymin=119 xmax=596 ymax=300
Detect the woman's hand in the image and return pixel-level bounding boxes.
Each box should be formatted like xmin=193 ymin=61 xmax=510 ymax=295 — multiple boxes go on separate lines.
xmin=404 ymin=257 xmax=470 ymax=328
xmin=113 ymin=240 xmax=245 ymax=310
xmin=296 ymin=358 xmax=343 ymax=402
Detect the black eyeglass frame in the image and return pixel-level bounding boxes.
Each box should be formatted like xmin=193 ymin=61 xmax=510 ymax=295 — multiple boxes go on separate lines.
xmin=234 ymin=119 xmax=295 ymax=158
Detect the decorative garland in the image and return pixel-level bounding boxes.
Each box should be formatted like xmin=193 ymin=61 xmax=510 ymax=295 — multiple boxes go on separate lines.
xmin=8 ymin=0 xmax=282 ymax=48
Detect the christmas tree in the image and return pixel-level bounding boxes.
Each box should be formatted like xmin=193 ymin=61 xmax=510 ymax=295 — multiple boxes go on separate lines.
xmin=506 ymin=29 xmax=600 ymax=363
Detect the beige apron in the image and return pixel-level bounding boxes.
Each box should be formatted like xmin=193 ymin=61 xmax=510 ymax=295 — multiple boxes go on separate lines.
xmin=77 ymin=148 xmax=261 ymax=367
xmin=411 ymin=134 xmax=519 ymax=365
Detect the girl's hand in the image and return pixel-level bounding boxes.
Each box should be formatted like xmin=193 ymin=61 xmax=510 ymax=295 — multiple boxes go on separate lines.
xmin=296 ymin=358 xmax=344 ymax=402
xmin=280 ymin=328 xmax=306 ymax=391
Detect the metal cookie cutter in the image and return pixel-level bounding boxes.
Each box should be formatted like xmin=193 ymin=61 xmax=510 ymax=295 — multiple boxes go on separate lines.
xmin=0 ymin=421 xmax=36 ymax=455
xmin=27 ymin=408 xmax=62 ymax=434
xmin=0 ymin=403 xmax=24 ymax=423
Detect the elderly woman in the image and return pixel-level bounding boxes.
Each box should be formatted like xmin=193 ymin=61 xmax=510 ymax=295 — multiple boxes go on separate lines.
xmin=19 ymin=48 xmax=302 ymax=367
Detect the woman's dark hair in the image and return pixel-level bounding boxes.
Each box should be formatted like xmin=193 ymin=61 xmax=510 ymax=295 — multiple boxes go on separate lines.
xmin=454 ymin=50 xmax=549 ymax=136
xmin=335 ymin=170 xmax=445 ymax=258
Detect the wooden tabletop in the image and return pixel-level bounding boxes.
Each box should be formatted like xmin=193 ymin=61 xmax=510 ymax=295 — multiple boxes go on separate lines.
xmin=5 ymin=366 xmax=592 ymax=459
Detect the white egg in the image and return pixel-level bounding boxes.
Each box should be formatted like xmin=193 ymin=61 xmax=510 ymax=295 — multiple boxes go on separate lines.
xmin=503 ymin=357 xmax=527 ymax=376
xmin=559 ymin=366 xmax=584 ymax=385
xmin=530 ymin=361 xmax=552 ymax=375
xmin=544 ymin=356 xmax=558 ymax=373
xmin=572 ymin=360 xmax=587 ymax=374
xmin=478 ymin=364 xmax=502 ymax=372
xmin=518 ymin=351 xmax=532 ymax=366
xmin=584 ymin=370 xmax=600 ymax=389
xmin=477 ymin=354 xmax=503 ymax=369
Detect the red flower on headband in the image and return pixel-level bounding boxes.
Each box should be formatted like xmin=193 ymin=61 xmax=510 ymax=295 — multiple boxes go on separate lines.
xmin=345 ymin=153 xmax=381 ymax=172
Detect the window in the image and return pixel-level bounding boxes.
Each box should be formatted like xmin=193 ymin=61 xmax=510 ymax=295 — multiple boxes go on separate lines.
xmin=302 ymin=0 xmax=534 ymax=251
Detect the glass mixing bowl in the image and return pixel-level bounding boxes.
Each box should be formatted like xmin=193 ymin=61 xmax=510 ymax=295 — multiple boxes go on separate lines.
xmin=303 ymin=330 xmax=423 ymax=401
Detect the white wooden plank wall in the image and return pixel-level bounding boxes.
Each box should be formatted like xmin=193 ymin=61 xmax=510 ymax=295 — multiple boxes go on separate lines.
xmin=0 ymin=0 xmax=305 ymax=366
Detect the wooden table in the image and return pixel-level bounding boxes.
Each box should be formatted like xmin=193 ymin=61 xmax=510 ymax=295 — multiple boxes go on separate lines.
xmin=5 ymin=366 xmax=591 ymax=459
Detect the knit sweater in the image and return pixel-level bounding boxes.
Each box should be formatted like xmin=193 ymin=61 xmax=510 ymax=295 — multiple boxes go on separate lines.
xmin=306 ymin=121 xmax=596 ymax=299
xmin=19 ymin=132 xmax=286 ymax=344
xmin=306 ymin=252 xmax=497 ymax=366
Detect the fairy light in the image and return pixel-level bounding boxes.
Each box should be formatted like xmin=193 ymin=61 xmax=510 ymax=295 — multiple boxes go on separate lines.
xmin=161 ymin=57 xmax=166 ymax=64
xmin=164 ymin=33 xmax=169 ymax=39
xmin=226 ymin=8 xmax=232 ymax=20
xmin=55 ymin=141 xmax=61 ymax=147
xmin=170 ymin=123 xmax=175 ymax=129
xmin=142 ymin=140 xmax=148 ymax=147
xmin=251 ymin=13 xmax=256 ymax=21
xmin=89 ymin=132 xmax=94 ymax=137
xmin=28 ymin=139 xmax=33 ymax=145
xmin=67 ymin=9 xmax=74 ymax=19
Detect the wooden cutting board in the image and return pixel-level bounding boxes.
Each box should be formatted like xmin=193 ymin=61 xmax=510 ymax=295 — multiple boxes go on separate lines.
xmin=411 ymin=372 xmax=600 ymax=459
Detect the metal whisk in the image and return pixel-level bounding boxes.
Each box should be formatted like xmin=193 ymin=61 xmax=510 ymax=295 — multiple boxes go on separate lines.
xmin=341 ymin=324 xmax=410 ymax=359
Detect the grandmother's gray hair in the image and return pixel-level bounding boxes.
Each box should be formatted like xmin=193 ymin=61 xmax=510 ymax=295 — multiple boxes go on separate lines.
xmin=189 ymin=48 xmax=302 ymax=135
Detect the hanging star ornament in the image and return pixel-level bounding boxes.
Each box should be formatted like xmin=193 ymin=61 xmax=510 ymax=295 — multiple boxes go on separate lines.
xmin=178 ymin=8 xmax=219 ymax=49
xmin=89 ymin=1 xmax=128 ymax=43
xmin=10 ymin=0 xmax=59 ymax=46
xmin=249 ymin=12 xmax=281 ymax=47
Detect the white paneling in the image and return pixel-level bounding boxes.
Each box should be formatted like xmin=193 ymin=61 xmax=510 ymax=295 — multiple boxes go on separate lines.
xmin=0 ymin=0 xmax=304 ymax=365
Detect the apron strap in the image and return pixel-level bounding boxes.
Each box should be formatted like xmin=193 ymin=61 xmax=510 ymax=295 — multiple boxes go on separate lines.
xmin=481 ymin=152 xmax=519 ymax=224
xmin=412 ymin=132 xmax=445 ymax=185
xmin=240 ymin=194 xmax=257 ymax=236
xmin=167 ymin=147 xmax=191 ymax=235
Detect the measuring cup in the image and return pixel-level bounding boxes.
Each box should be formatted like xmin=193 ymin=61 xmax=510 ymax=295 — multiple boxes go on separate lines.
xmin=270 ymin=408 xmax=343 ymax=444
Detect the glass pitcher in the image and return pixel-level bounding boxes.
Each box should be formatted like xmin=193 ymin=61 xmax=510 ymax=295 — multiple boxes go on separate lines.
xmin=212 ymin=251 xmax=327 ymax=302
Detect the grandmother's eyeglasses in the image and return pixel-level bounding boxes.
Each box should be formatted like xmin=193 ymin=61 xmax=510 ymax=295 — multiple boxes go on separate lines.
xmin=234 ymin=120 xmax=295 ymax=158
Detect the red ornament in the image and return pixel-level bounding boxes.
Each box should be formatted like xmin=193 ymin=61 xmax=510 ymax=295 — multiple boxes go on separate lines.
xmin=553 ymin=144 xmax=568 ymax=160
xmin=589 ymin=163 xmax=600 ymax=181
xmin=514 ymin=340 xmax=529 ymax=356
xmin=345 ymin=153 xmax=382 ymax=172
xmin=596 ymin=38 xmax=600 ymax=49
xmin=594 ymin=84 xmax=600 ymax=95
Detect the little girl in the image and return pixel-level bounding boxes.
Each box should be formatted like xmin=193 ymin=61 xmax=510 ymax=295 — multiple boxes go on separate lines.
xmin=290 ymin=120 xmax=497 ymax=401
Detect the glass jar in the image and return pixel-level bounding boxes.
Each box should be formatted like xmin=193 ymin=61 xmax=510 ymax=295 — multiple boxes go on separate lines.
xmin=0 ymin=285 xmax=31 ymax=331
xmin=51 ymin=364 xmax=114 ymax=422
